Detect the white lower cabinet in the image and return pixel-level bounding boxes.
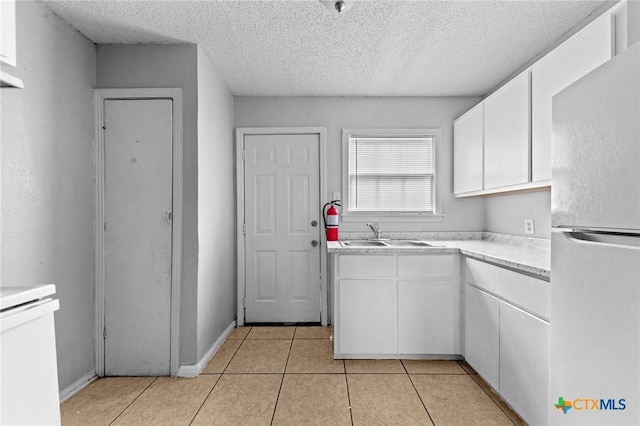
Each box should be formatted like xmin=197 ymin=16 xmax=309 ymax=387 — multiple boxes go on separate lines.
xmin=338 ymin=279 xmax=396 ymax=354
xmin=464 ymin=258 xmax=549 ymax=426
xmin=500 ymin=302 xmax=549 ymax=426
xmin=464 ymin=285 xmax=500 ymax=390
xmin=398 ymin=280 xmax=454 ymax=354
xmin=333 ymin=253 xmax=458 ymax=357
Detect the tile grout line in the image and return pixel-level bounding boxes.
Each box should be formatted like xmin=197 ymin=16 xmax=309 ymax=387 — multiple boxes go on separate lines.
xmin=108 ymin=376 xmax=159 ymax=426
xmin=469 ymin=374 xmax=518 ymax=426
xmin=221 ymin=371 xmax=343 ymax=375
xmin=188 ymin=370 xmax=225 ymax=426
xmin=188 ymin=327 xmax=252 ymax=425
xmin=401 ymin=360 xmax=436 ymax=426
xmin=457 ymin=358 xmax=516 ymax=422
xmin=219 ymin=328 xmax=251 ymax=375
xmin=269 ymin=329 xmax=295 ymax=426
xmin=344 ymin=371 xmax=355 ymax=426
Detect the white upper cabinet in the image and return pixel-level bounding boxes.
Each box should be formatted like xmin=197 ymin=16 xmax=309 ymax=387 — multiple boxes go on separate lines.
xmin=453 ymin=5 xmax=619 ymax=197
xmin=483 ymin=72 xmax=530 ymax=189
xmin=531 ymin=14 xmax=613 ymax=182
xmin=453 ymin=104 xmax=484 ymax=195
xmin=0 ymin=0 xmax=16 ymax=67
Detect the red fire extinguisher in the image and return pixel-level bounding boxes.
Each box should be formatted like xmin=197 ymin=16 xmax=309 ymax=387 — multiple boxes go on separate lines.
xmin=323 ymin=200 xmax=341 ymax=241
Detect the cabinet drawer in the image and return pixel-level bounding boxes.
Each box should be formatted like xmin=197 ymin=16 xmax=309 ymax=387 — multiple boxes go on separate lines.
xmin=466 ymin=258 xmax=549 ymax=320
xmin=397 ymin=255 xmax=453 ymax=278
xmin=466 ymin=257 xmax=501 ymax=291
xmin=339 ymin=255 xmax=394 ymax=278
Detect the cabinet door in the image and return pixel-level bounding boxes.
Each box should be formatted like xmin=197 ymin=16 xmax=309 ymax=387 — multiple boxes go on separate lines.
xmin=483 ymin=72 xmax=530 ymax=189
xmin=453 ymin=104 xmax=484 ymax=194
xmin=464 ymin=285 xmax=500 ymax=390
xmin=338 ymin=279 xmax=396 ymax=354
xmin=398 ymin=280 xmax=454 ymax=354
xmin=531 ymin=14 xmax=613 ymax=182
xmin=500 ymin=302 xmax=549 ymax=426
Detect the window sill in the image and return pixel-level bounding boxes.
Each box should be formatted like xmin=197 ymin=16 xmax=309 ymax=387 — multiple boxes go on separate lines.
xmin=341 ymin=213 xmax=445 ymax=223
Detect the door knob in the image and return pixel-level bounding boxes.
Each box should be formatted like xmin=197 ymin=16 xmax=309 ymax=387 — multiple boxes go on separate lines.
xmin=311 ymin=220 xmax=318 ymax=227
xmin=311 ymin=240 xmax=319 ymax=247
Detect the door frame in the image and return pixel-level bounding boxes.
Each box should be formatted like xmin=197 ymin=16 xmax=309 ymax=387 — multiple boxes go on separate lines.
xmin=94 ymin=88 xmax=183 ymax=376
xmin=236 ymin=127 xmax=327 ymax=326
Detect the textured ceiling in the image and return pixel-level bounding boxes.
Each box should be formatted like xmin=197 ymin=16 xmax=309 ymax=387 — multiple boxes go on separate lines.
xmin=38 ymin=0 xmax=610 ymax=97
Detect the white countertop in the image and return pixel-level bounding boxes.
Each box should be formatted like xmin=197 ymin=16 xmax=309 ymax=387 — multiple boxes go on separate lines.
xmin=327 ymin=232 xmax=550 ymax=280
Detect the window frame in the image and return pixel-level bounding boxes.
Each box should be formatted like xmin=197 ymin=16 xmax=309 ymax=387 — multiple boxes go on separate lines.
xmin=341 ymin=128 xmax=444 ymax=222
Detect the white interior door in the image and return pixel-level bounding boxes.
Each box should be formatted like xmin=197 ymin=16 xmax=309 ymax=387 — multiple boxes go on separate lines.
xmin=244 ymin=133 xmax=321 ymax=323
xmin=104 ymin=99 xmax=173 ymax=375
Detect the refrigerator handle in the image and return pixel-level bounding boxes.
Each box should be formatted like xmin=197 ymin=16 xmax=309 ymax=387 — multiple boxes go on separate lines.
xmin=556 ymin=228 xmax=640 ymax=251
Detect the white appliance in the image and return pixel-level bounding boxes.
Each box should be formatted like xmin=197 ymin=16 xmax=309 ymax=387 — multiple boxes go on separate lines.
xmin=0 ymin=285 xmax=61 ymax=425
xmin=549 ymin=42 xmax=640 ymax=425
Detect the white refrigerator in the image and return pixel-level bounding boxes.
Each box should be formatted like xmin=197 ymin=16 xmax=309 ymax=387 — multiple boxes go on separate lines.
xmin=0 ymin=285 xmax=61 ymax=425
xmin=549 ymin=42 xmax=640 ymax=425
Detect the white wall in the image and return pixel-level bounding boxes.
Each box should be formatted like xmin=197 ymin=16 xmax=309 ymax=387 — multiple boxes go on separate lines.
xmin=484 ymin=190 xmax=551 ymax=238
xmin=96 ymin=44 xmax=201 ymax=364
xmin=234 ymin=97 xmax=485 ymax=234
xmin=0 ymin=1 xmax=96 ymax=390
xmin=196 ymin=48 xmax=235 ymax=360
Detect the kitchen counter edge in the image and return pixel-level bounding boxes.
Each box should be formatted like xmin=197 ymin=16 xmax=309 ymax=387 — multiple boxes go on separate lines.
xmin=326 ymin=240 xmax=550 ymax=281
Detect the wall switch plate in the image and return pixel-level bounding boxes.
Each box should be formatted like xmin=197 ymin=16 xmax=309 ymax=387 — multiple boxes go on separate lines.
xmin=524 ymin=219 xmax=535 ymax=235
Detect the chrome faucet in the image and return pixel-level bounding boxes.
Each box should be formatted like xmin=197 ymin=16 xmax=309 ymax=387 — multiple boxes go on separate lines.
xmin=366 ymin=222 xmax=382 ymax=240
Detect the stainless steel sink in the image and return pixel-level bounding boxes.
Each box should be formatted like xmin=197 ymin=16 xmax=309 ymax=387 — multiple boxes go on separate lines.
xmin=339 ymin=240 xmax=388 ymax=247
xmin=386 ymin=240 xmax=442 ymax=247
xmin=339 ymin=240 xmax=442 ymax=248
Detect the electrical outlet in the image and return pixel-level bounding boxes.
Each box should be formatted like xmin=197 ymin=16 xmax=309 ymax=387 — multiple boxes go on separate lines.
xmin=524 ymin=219 xmax=535 ymax=235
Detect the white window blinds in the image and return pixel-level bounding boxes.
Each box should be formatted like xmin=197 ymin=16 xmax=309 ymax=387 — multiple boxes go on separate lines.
xmin=347 ymin=136 xmax=435 ymax=212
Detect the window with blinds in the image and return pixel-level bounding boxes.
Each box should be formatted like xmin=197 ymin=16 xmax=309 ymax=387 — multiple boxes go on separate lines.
xmin=347 ymin=135 xmax=435 ymax=213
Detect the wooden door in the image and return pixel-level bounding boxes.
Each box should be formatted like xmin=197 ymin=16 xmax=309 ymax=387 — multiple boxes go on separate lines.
xmin=243 ymin=134 xmax=321 ymax=323
xmin=103 ymin=99 xmax=173 ymax=375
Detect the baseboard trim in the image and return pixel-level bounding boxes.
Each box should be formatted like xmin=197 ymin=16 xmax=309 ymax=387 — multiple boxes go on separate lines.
xmin=176 ymin=320 xmax=236 ymax=378
xmin=59 ymin=369 xmax=98 ymax=403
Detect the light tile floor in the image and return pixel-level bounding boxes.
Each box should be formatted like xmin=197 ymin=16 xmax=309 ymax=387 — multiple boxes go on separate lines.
xmin=61 ymin=326 xmax=525 ymax=425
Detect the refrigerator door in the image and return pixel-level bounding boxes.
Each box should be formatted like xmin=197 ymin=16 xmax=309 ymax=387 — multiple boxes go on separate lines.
xmin=549 ymin=231 xmax=640 ymax=425
xmin=551 ymin=42 xmax=639 ymax=230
